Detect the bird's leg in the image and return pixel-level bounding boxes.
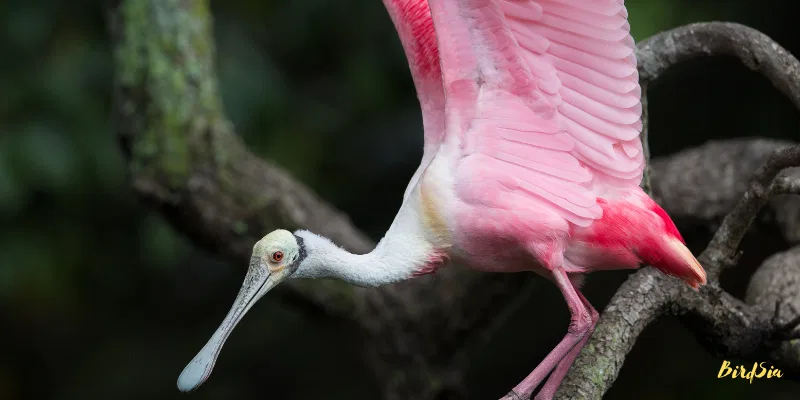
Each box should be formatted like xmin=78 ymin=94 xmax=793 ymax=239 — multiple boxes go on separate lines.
xmin=503 ymin=268 xmax=593 ymax=400
xmin=532 ymin=292 xmax=599 ymax=400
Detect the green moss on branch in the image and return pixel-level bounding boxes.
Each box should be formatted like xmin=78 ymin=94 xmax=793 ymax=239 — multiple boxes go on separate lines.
xmin=109 ymin=0 xmax=372 ymax=319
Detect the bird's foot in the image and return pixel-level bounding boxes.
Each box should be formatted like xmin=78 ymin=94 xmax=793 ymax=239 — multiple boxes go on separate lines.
xmin=499 ymin=390 xmax=526 ymax=400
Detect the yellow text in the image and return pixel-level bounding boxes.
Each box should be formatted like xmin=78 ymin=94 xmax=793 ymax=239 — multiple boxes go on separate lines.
xmin=717 ymin=360 xmax=783 ymax=383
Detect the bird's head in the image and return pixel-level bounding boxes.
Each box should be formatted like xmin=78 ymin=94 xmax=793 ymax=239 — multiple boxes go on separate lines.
xmin=176 ymin=229 xmax=309 ymax=392
xmin=252 ymin=229 xmax=308 ymax=275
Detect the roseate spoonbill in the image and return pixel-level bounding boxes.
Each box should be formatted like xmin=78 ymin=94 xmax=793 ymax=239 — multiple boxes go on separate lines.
xmin=177 ymin=0 xmax=707 ymax=398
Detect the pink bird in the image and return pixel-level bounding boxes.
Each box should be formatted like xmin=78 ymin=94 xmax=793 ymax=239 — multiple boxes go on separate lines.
xmin=177 ymin=0 xmax=708 ymax=398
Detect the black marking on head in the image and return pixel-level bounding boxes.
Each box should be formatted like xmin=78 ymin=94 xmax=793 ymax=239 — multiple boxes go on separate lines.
xmin=290 ymin=234 xmax=308 ymax=272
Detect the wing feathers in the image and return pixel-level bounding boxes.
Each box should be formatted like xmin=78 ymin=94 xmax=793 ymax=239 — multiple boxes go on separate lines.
xmin=621 ymin=139 xmax=640 ymax=158
xmin=560 ymin=85 xmax=640 ymax=125
xmin=549 ymin=55 xmax=637 ymax=94
xmin=560 ymin=116 xmax=616 ymax=156
xmin=498 ymin=129 xmax=574 ymax=152
xmin=528 ymin=23 xmax=633 ymax=59
xmin=559 ymin=100 xmax=639 ymax=141
xmin=573 ymin=143 xmax=643 ymax=179
xmin=507 ymin=18 xmax=550 ymax=53
xmin=540 ymin=0 xmax=624 ymax=17
xmin=505 ymin=0 xmax=645 ymax=187
xmin=383 ymin=0 xmax=446 ymax=201
xmin=539 ymin=12 xmax=628 ymax=42
xmin=427 ymin=0 xmax=643 ymax=227
xmin=547 ymin=41 xmax=635 ymax=78
xmin=558 ymin=70 xmax=639 ymax=108
xmin=542 ymin=1 xmax=626 ymax=29
xmin=502 ymin=0 xmax=544 ymax=19
xmin=517 ymin=172 xmax=597 ymax=208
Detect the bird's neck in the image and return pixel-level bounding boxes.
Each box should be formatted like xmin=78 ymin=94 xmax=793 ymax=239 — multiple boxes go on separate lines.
xmin=293 ymin=193 xmax=449 ymax=287
xmin=293 ymin=231 xmax=438 ymax=287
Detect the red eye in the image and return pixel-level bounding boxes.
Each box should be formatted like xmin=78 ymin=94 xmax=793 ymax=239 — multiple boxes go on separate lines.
xmin=272 ymin=251 xmax=284 ymax=262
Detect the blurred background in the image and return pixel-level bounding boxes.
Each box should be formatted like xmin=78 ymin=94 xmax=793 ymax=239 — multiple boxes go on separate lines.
xmin=1 ymin=0 xmax=799 ymax=399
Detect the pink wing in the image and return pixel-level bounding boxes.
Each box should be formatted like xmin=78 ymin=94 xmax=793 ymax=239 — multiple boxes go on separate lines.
xmin=428 ymin=0 xmax=643 ymax=227
xmin=382 ymin=0 xmax=447 ymax=200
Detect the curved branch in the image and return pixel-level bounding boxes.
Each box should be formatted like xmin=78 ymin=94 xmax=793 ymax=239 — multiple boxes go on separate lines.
xmin=636 ymin=22 xmax=800 ymax=110
xmin=675 ymin=246 xmax=800 ymax=378
xmin=774 ymin=175 xmax=800 ymax=196
xmin=703 ymin=145 xmax=800 ymax=278
xmin=746 ymin=246 xmax=800 ymax=373
xmin=650 ymin=138 xmax=800 ymax=246
xmin=682 ymin=264 xmax=800 ymax=378
xmin=558 ymin=22 xmax=800 ymax=400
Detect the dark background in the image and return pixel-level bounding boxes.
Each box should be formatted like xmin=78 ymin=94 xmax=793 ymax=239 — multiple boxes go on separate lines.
xmin=1 ymin=0 xmax=799 ymax=399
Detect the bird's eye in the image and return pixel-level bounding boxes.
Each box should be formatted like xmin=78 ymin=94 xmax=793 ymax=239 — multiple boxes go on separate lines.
xmin=271 ymin=251 xmax=284 ymax=262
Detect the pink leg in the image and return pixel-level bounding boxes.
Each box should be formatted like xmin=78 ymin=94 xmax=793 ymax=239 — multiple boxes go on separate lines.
xmin=503 ymin=269 xmax=594 ymax=400
xmin=533 ymin=292 xmax=599 ymax=400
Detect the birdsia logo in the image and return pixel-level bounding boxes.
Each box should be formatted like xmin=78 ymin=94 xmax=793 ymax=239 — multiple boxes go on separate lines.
xmin=717 ymin=360 xmax=783 ymax=383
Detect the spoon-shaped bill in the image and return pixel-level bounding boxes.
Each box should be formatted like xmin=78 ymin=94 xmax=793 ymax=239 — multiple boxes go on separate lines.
xmin=177 ymin=261 xmax=290 ymax=392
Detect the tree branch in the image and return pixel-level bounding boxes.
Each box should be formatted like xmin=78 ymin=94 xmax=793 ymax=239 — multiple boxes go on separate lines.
xmin=557 ymin=22 xmax=800 ymax=399
xmin=703 ymin=145 xmax=800 ymax=278
xmin=747 ymin=246 xmax=800 ymax=372
xmin=674 ymin=245 xmax=800 ymax=378
xmin=774 ymin=175 xmax=800 ymax=196
xmin=636 ymin=22 xmax=800 ymax=110
xmin=682 ymin=276 xmax=800 ymax=378
xmin=107 ymin=0 xmax=376 ymax=321
xmin=650 ymin=138 xmax=800 ymax=244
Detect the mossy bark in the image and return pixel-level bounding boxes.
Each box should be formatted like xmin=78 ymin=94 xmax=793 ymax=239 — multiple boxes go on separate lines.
xmin=109 ymin=0 xmax=371 ymax=317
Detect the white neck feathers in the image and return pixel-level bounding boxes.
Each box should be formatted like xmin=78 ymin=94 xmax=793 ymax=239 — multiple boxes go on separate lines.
xmin=292 ymin=192 xmax=444 ymax=287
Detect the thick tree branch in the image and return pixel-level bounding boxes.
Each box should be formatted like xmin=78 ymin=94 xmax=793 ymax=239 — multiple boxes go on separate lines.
xmin=748 ymin=246 xmax=800 ymax=371
xmin=107 ymin=0 xmax=375 ymax=320
xmin=682 ymin=277 xmax=800 ymax=377
xmin=675 ymin=246 xmax=800 ymax=378
xmin=636 ymin=22 xmax=800 ymax=110
xmin=557 ymin=22 xmax=800 ymax=399
xmin=774 ymin=175 xmax=800 ymax=196
xmin=651 ymin=138 xmax=800 ymax=244
xmin=703 ymin=145 xmax=800 ymax=278
xmin=669 ymin=149 xmax=800 ymax=377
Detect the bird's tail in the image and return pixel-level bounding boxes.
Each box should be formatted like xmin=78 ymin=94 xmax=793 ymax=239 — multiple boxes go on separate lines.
xmin=638 ymin=203 xmax=707 ymax=290
xmin=650 ymin=236 xmax=707 ymax=290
